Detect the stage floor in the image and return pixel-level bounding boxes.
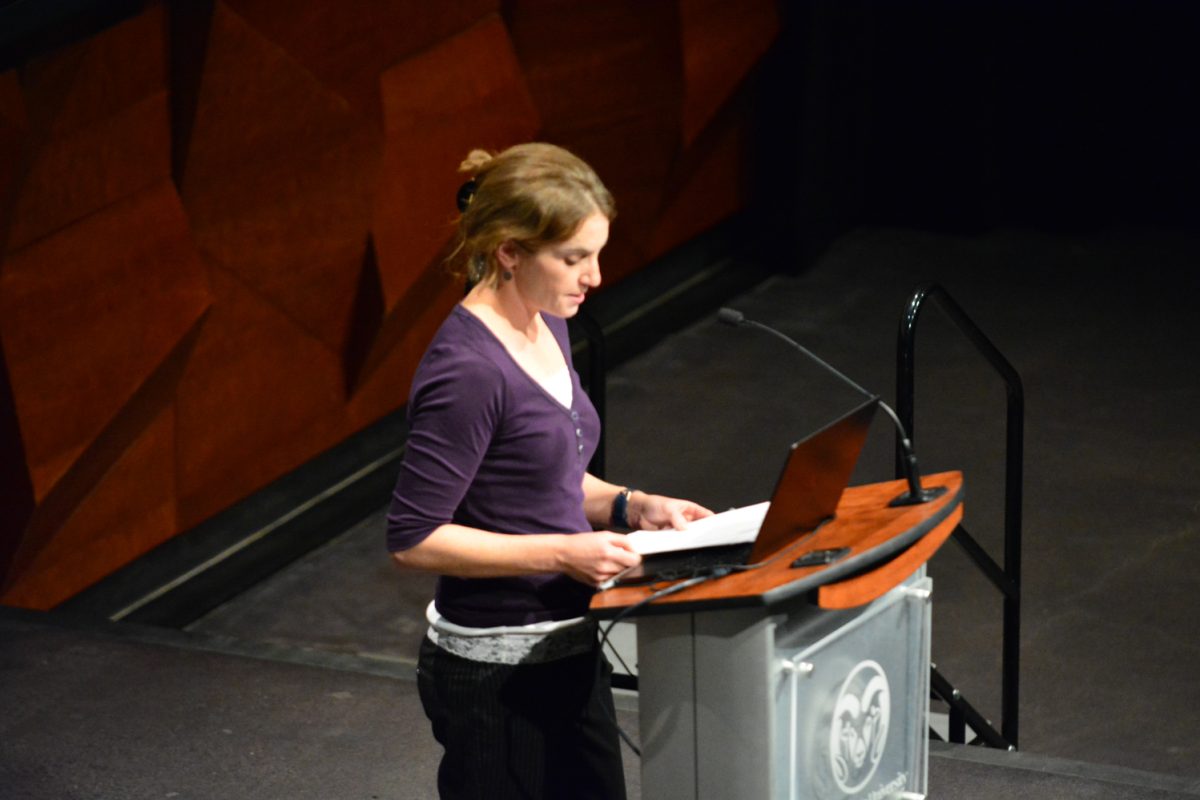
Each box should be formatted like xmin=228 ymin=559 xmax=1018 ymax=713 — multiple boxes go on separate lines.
xmin=5 ymin=225 xmax=1199 ymax=797
xmin=4 ymin=609 xmax=1198 ymax=799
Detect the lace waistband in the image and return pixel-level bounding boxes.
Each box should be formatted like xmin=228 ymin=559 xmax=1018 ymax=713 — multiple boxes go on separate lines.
xmin=425 ymin=602 xmax=597 ymax=664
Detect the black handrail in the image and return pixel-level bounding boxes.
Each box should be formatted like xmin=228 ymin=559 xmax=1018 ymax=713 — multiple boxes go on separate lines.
xmin=897 ymin=283 xmax=1024 ymax=749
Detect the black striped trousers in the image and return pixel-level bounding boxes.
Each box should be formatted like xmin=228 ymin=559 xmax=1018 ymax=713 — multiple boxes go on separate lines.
xmin=416 ymin=635 xmax=627 ymax=800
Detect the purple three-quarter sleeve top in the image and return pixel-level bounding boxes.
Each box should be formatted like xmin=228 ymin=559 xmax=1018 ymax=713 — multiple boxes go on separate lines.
xmin=387 ymin=305 xmax=601 ymax=627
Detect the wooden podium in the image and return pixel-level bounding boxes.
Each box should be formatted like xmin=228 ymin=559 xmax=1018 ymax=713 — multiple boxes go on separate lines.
xmin=591 ymin=471 xmax=964 ymax=800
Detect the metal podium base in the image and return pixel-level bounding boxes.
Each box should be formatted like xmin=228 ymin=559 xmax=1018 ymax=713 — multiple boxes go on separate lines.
xmin=637 ymin=569 xmax=933 ymax=800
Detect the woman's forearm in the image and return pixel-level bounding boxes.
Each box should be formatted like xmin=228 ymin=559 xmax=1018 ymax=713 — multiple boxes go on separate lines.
xmin=390 ymin=522 xmax=639 ymax=586
xmin=580 ymin=472 xmax=630 ymax=529
xmin=390 ymin=524 xmax=565 ymax=576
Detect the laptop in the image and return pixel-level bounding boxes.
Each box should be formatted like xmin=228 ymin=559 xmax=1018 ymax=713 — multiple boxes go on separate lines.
xmin=609 ymin=396 xmax=879 ymax=586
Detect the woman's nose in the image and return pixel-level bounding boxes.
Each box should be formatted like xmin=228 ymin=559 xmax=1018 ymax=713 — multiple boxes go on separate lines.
xmin=584 ymin=257 xmax=601 ymax=288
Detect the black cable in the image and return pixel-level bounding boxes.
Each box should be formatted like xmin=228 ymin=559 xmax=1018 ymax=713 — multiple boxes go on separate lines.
xmin=596 ymin=573 xmax=716 ymax=758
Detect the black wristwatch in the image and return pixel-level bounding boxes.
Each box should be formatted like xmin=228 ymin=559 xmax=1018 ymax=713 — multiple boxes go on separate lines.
xmin=611 ymin=488 xmax=635 ymax=529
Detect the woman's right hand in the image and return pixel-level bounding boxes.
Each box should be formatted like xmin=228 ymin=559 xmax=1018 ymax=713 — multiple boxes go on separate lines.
xmin=555 ymin=532 xmax=641 ymax=587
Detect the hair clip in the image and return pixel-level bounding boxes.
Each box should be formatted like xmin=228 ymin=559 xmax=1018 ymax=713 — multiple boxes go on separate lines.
xmin=456 ymin=179 xmax=478 ymax=212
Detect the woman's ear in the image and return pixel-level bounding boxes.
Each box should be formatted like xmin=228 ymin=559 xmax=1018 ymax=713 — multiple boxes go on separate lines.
xmin=496 ymin=240 xmax=521 ymax=270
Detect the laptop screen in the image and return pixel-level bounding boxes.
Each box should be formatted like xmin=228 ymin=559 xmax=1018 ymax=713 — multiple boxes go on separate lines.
xmin=606 ymin=396 xmax=880 ymax=588
xmin=747 ymin=396 xmax=879 ymax=562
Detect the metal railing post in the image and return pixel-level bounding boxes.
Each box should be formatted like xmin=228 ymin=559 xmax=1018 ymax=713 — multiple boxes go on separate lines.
xmin=897 ymin=283 xmax=1024 ymax=749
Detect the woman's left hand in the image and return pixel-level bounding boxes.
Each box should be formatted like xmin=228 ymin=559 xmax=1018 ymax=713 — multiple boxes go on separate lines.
xmin=629 ymin=492 xmax=714 ymax=531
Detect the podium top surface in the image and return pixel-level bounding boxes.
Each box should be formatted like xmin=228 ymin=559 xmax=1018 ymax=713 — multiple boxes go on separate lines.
xmin=590 ymin=470 xmax=963 ymax=617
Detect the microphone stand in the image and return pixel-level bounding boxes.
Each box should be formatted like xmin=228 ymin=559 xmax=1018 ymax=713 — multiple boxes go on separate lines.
xmin=717 ymin=308 xmax=946 ymax=507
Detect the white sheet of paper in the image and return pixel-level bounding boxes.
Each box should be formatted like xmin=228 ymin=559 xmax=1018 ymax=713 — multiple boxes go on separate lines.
xmin=624 ymin=501 xmax=769 ymax=556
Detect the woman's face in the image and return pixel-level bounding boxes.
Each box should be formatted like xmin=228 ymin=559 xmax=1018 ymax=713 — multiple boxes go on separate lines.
xmin=504 ymin=211 xmax=609 ymax=319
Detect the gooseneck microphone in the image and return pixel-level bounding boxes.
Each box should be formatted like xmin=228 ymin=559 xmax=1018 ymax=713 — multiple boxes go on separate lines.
xmin=716 ymin=308 xmax=875 ymax=399
xmin=717 ymin=307 xmax=946 ymax=506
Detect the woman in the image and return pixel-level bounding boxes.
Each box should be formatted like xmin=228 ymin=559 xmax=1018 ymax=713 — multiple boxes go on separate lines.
xmin=387 ymin=142 xmax=711 ymax=800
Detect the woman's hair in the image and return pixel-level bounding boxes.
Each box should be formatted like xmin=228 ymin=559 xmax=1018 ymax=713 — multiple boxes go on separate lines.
xmin=448 ymin=142 xmax=616 ymax=285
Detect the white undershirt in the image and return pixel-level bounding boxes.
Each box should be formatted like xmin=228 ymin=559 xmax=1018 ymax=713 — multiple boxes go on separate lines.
xmin=542 ymin=366 xmax=573 ymax=408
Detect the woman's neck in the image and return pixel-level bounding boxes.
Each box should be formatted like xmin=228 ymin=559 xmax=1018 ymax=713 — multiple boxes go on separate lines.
xmin=463 ymin=281 xmax=541 ymax=343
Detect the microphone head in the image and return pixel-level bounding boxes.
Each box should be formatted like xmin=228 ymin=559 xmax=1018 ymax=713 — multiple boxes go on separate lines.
xmin=717 ymin=307 xmax=745 ymax=326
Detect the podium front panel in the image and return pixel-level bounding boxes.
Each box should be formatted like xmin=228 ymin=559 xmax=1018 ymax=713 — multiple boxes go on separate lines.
xmin=775 ymin=574 xmax=932 ymax=799
xmin=636 ymin=570 xmax=933 ymax=800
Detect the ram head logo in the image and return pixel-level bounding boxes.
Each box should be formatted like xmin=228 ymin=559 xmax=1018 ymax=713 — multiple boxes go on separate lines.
xmin=829 ymin=659 xmax=891 ymax=794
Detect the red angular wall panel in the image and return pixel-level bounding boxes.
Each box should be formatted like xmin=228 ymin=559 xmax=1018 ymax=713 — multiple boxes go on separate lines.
xmin=19 ymin=5 xmax=166 ymax=138
xmin=344 ymin=264 xmax=464 ymax=432
xmin=173 ymin=268 xmax=347 ymax=529
xmin=505 ymin=0 xmax=684 ymax=285
xmin=0 ymin=182 xmax=210 ymax=500
xmin=0 ymin=64 xmax=34 ymax=586
xmin=0 ymin=0 xmax=779 ymax=608
xmin=648 ymin=113 xmax=752 ymax=262
xmin=0 ymin=70 xmax=28 ymax=251
xmin=7 ymin=95 xmax=171 ymax=253
xmin=3 ymin=406 xmax=178 ymax=609
xmin=356 ymin=14 xmax=541 ymax=392
xmin=0 ymin=181 xmax=210 ymax=605
xmin=374 ymin=14 xmax=541 ymax=308
xmin=179 ymin=2 xmax=377 ymax=355
xmin=224 ymin=0 xmax=499 ymax=120
xmin=7 ymin=5 xmax=170 ymax=252
xmin=680 ymin=0 xmax=780 ymax=146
